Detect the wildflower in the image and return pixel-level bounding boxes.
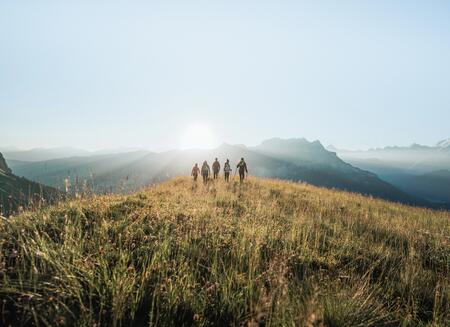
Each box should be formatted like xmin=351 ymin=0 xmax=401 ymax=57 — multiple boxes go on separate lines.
xmin=21 ymin=294 xmax=34 ymax=302
xmin=205 ymin=282 xmax=219 ymax=296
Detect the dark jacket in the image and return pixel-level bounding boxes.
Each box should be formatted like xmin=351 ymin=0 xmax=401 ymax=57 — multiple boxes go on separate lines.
xmin=237 ymin=160 xmax=248 ymax=173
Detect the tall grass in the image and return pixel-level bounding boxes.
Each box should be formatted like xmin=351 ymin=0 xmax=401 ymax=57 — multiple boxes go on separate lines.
xmin=1 ymin=177 xmax=449 ymax=326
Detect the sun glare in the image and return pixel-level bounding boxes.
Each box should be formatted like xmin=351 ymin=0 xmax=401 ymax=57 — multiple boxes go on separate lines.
xmin=180 ymin=123 xmax=217 ymax=150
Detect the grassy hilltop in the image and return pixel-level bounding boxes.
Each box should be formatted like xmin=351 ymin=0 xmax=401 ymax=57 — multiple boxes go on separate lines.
xmin=1 ymin=177 xmax=449 ymax=326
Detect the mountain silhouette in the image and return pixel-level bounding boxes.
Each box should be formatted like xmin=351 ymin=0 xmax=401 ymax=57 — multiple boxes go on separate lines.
xmin=0 ymin=152 xmax=61 ymax=216
xmin=5 ymin=140 xmax=428 ymax=207
xmin=0 ymin=152 xmax=12 ymax=174
xmin=331 ymin=139 xmax=450 ymax=208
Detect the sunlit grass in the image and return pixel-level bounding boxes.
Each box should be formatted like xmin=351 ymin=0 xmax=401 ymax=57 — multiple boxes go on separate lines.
xmin=1 ymin=177 xmax=449 ymax=326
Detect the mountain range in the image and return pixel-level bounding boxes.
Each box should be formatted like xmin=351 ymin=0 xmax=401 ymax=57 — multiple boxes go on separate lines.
xmin=0 ymin=146 xmax=143 ymax=162
xmin=3 ymin=138 xmax=439 ymax=209
xmin=329 ymin=139 xmax=450 ymax=206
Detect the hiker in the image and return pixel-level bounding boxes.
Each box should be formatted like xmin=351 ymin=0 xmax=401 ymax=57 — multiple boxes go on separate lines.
xmin=201 ymin=160 xmax=210 ymax=184
xmin=212 ymin=158 xmax=221 ymax=179
xmin=191 ymin=163 xmax=200 ymax=182
xmin=236 ymin=157 xmax=248 ymax=183
xmin=224 ymin=159 xmax=232 ymax=182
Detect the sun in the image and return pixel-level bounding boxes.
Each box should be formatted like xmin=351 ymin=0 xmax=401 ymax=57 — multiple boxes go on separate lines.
xmin=180 ymin=123 xmax=217 ymax=150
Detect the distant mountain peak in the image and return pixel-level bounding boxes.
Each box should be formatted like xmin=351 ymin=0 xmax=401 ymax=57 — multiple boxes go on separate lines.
xmin=252 ymin=137 xmax=343 ymax=167
xmin=260 ymin=137 xmax=323 ymax=148
xmin=0 ymin=152 xmax=12 ymax=174
xmin=410 ymin=143 xmax=428 ymax=149
xmin=234 ymin=144 xmax=248 ymax=149
xmin=436 ymin=138 xmax=450 ymax=149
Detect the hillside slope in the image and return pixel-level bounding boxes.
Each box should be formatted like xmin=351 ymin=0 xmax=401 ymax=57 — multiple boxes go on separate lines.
xmin=0 ymin=153 xmax=61 ymax=216
xmin=384 ymin=170 xmax=450 ymax=205
xmin=1 ymin=177 xmax=448 ymax=326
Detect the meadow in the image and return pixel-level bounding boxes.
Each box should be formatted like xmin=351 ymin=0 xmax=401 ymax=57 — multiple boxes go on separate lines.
xmin=1 ymin=177 xmax=449 ymax=326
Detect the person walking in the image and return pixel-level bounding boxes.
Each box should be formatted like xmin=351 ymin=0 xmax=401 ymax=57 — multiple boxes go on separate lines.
xmin=224 ymin=159 xmax=232 ymax=182
xmin=201 ymin=160 xmax=210 ymax=184
xmin=236 ymin=157 xmax=248 ymax=183
xmin=191 ymin=163 xmax=200 ymax=182
xmin=212 ymin=158 xmax=221 ymax=179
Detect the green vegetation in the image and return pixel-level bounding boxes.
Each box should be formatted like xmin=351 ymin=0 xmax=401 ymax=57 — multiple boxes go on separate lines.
xmin=1 ymin=177 xmax=449 ymax=326
xmin=0 ymin=170 xmax=61 ymax=217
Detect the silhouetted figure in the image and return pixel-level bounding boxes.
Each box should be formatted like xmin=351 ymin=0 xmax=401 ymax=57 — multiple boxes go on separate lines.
xmin=224 ymin=159 xmax=231 ymax=182
xmin=191 ymin=163 xmax=200 ymax=182
xmin=237 ymin=158 xmax=248 ymax=183
xmin=212 ymin=158 xmax=221 ymax=179
xmin=201 ymin=161 xmax=210 ymax=184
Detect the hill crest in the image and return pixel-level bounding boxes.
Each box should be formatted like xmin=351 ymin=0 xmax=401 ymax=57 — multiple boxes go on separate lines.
xmin=6 ymin=139 xmax=426 ymax=207
xmin=1 ymin=176 xmax=448 ymax=326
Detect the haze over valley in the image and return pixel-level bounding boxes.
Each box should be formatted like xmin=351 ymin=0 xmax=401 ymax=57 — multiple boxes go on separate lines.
xmin=2 ymin=137 xmax=449 ymax=215
xmin=330 ymin=139 xmax=450 ymax=205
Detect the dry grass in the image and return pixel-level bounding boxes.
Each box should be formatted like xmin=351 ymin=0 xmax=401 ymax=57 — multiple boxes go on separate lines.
xmin=1 ymin=177 xmax=449 ymax=326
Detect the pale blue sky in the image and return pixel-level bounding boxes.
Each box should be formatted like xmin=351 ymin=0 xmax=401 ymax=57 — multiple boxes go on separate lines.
xmin=1 ymin=0 xmax=449 ymax=150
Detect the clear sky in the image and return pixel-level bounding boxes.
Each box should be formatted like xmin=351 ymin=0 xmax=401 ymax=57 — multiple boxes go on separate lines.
xmin=1 ymin=0 xmax=449 ymax=150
